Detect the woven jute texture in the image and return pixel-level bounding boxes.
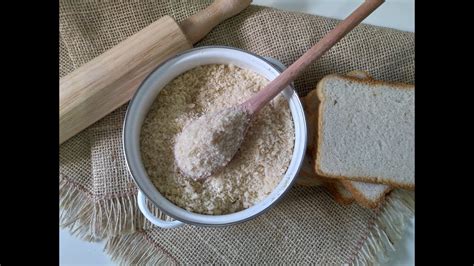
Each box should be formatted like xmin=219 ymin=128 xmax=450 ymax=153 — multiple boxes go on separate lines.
xmin=59 ymin=0 xmax=414 ymax=264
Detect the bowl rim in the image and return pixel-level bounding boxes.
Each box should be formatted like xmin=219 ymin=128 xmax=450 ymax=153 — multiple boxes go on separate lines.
xmin=123 ymin=45 xmax=307 ymax=226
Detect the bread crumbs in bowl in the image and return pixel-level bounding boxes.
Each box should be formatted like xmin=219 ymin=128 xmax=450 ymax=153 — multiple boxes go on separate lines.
xmin=141 ymin=64 xmax=294 ymax=215
xmin=123 ymin=46 xmax=306 ymax=227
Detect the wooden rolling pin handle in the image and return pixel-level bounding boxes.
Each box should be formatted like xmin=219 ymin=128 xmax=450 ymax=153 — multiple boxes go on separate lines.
xmin=242 ymin=0 xmax=384 ymax=114
xmin=59 ymin=0 xmax=252 ymax=144
xmin=179 ymin=0 xmax=252 ymax=44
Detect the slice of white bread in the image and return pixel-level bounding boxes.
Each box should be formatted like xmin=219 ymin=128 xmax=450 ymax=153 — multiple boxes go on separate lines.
xmin=303 ymin=70 xmax=371 ymax=152
xmin=302 ymin=70 xmax=393 ymax=208
xmin=340 ymin=180 xmax=391 ymax=209
xmin=315 ymin=74 xmax=414 ymax=189
xmin=333 ymin=71 xmax=394 ymax=208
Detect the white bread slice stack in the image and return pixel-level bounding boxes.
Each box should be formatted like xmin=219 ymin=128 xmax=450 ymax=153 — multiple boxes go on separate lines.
xmin=302 ymin=70 xmax=413 ymax=208
xmin=315 ymin=72 xmax=415 ymax=190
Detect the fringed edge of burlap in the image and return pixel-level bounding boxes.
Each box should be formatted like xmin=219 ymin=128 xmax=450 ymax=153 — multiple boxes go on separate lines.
xmin=351 ymin=189 xmax=414 ymax=265
xmin=59 ymin=175 xmax=152 ymax=241
xmin=105 ymin=231 xmax=178 ymax=265
xmin=102 ymin=189 xmax=414 ymax=265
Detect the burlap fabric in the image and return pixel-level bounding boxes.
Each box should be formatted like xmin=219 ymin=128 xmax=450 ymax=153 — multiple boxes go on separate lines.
xmin=59 ymin=1 xmax=415 ymax=264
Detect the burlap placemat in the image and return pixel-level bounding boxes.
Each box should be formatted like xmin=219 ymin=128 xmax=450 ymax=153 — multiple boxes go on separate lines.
xmin=59 ymin=0 xmax=414 ymax=264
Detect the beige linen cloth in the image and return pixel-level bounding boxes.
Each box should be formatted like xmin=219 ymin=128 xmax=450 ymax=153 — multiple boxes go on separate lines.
xmin=60 ymin=1 xmax=414 ymax=264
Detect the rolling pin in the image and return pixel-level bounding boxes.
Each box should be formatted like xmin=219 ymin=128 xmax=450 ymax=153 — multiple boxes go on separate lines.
xmin=60 ymin=0 xmax=252 ymax=144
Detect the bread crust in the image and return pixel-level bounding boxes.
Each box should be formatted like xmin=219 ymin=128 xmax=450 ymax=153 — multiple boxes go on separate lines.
xmin=340 ymin=180 xmax=392 ymax=209
xmin=292 ymin=154 xmax=354 ymax=204
xmin=313 ymin=73 xmax=415 ymax=190
xmin=322 ymin=178 xmax=354 ymax=205
xmin=302 ymin=90 xmax=318 ymax=153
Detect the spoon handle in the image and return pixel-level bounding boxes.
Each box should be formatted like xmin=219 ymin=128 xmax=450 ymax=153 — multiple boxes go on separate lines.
xmin=242 ymin=0 xmax=384 ymax=114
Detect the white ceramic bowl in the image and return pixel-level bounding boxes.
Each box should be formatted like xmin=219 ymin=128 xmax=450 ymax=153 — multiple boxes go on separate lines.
xmin=123 ymin=46 xmax=307 ymax=228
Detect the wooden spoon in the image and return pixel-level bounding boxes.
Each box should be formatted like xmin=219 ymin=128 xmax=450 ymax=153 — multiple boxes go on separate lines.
xmin=175 ymin=0 xmax=384 ymax=181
